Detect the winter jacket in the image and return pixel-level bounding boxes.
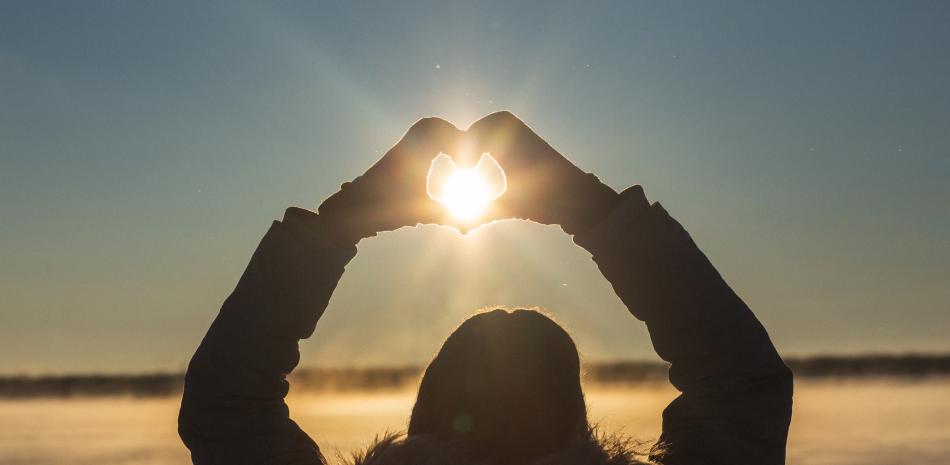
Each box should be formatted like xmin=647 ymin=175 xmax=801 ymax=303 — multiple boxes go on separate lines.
xmin=179 ymin=185 xmax=793 ymax=465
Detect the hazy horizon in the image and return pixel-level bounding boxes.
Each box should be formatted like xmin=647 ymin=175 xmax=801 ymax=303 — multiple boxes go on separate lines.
xmin=4 ymin=380 xmax=950 ymax=465
xmin=2 ymin=1 xmax=948 ymax=373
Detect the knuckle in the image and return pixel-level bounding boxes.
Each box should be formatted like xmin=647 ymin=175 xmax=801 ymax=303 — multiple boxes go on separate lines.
xmin=406 ymin=117 xmax=453 ymax=142
xmin=411 ymin=116 xmax=442 ymax=131
xmin=489 ymin=110 xmax=519 ymax=124
xmin=472 ymin=110 xmax=522 ymax=132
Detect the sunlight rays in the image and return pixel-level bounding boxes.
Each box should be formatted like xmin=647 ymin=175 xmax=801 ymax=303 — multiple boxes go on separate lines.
xmin=427 ymin=153 xmax=507 ymax=221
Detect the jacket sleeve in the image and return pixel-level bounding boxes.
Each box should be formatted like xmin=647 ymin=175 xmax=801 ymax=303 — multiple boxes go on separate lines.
xmin=574 ymin=186 xmax=793 ymax=465
xmin=178 ymin=207 xmax=357 ymax=465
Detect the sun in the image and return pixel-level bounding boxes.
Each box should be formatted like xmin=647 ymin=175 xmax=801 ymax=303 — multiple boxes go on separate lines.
xmin=427 ymin=152 xmax=506 ymax=222
xmin=440 ymin=168 xmax=493 ymax=220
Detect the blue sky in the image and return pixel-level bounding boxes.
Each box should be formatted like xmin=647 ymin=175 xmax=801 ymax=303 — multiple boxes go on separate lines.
xmin=1 ymin=1 xmax=948 ymax=373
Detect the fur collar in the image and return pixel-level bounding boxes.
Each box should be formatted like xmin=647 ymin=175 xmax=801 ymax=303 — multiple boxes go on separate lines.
xmin=344 ymin=429 xmax=656 ymax=465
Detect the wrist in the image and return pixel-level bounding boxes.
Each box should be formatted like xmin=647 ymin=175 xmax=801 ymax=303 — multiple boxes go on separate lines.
xmin=557 ymin=173 xmax=622 ymax=235
xmin=316 ymin=185 xmax=376 ymax=247
xmin=313 ymin=211 xmax=366 ymax=247
xmin=279 ymin=206 xmax=358 ymax=248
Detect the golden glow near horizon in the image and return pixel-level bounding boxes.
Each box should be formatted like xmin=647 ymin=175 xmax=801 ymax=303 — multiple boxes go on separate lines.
xmin=427 ymin=153 xmax=507 ymax=221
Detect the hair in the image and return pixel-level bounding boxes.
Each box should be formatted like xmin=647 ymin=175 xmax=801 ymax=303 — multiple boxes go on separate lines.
xmin=406 ymin=308 xmax=587 ymax=463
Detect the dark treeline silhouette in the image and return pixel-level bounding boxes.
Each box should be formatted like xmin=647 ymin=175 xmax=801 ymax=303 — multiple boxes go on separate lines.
xmin=787 ymin=353 xmax=950 ymax=377
xmin=2 ymin=353 xmax=949 ymax=399
xmin=0 ymin=372 xmax=182 ymax=398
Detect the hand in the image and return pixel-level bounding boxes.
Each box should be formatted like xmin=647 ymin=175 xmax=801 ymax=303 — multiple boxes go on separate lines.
xmin=317 ymin=117 xmax=464 ymax=245
xmin=466 ymin=111 xmax=621 ymax=234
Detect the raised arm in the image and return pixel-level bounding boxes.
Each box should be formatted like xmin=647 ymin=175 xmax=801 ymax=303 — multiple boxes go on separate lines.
xmin=573 ymin=187 xmax=793 ymax=465
xmin=178 ymin=209 xmax=355 ymax=465
xmin=468 ymin=111 xmax=793 ymax=465
xmin=178 ymin=118 xmax=464 ymax=465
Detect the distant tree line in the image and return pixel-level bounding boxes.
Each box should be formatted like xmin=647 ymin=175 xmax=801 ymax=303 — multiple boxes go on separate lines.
xmin=785 ymin=353 xmax=950 ymax=377
xmin=2 ymin=353 xmax=949 ymax=398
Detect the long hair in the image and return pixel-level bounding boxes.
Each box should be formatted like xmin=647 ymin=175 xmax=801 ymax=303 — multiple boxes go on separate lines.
xmin=407 ymin=309 xmax=587 ymax=463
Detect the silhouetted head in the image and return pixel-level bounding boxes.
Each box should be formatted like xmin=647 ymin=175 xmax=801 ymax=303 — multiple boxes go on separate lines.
xmin=408 ymin=309 xmax=587 ymax=463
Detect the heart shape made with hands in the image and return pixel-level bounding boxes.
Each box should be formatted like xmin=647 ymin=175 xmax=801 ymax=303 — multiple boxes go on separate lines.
xmin=426 ymin=153 xmax=507 ymax=221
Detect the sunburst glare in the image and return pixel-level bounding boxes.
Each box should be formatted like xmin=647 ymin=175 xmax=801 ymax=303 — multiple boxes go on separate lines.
xmin=441 ymin=169 xmax=493 ymax=219
xmin=427 ymin=153 xmax=506 ymax=221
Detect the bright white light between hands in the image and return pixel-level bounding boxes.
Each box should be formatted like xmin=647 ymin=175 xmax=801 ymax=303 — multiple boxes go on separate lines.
xmin=441 ymin=169 xmax=493 ymax=220
xmin=427 ymin=153 xmax=507 ymax=222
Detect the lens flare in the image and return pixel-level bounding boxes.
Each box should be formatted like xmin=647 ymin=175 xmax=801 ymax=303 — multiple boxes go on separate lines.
xmin=441 ymin=169 xmax=493 ymax=219
xmin=427 ymin=153 xmax=506 ymax=222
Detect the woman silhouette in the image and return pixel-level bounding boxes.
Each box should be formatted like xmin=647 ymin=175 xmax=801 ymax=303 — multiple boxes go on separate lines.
xmin=179 ymin=112 xmax=793 ymax=465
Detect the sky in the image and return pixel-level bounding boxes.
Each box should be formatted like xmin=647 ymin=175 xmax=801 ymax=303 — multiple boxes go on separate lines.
xmin=1 ymin=1 xmax=948 ymax=374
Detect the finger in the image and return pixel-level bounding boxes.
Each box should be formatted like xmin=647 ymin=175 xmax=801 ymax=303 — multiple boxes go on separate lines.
xmin=409 ymin=194 xmax=448 ymax=226
xmin=458 ymin=139 xmax=484 ymax=169
xmin=475 ymin=152 xmax=508 ymax=202
xmin=411 ymin=196 xmax=469 ymax=233
xmin=465 ymin=111 xmax=544 ymax=164
xmin=425 ymin=153 xmax=456 ymax=202
xmin=480 ymin=197 xmax=518 ymax=224
xmin=395 ymin=117 xmax=465 ymax=164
